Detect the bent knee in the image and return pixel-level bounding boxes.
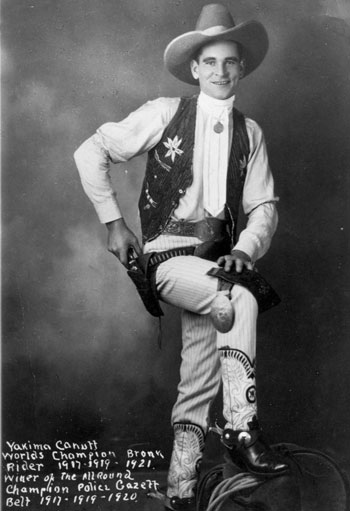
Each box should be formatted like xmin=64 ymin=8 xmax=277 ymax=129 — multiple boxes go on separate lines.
xmin=231 ymin=285 xmax=258 ymax=312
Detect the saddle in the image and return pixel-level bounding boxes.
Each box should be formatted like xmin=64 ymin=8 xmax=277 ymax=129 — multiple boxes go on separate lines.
xmin=196 ymin=444 xmax=349 ymax=511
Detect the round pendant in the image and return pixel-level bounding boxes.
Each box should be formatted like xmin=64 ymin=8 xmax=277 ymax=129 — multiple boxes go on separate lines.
xmin=213 ymin=121 xmax=224 ymax=134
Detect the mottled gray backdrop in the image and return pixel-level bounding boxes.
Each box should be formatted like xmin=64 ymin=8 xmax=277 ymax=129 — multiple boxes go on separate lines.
xmin=3 ymin=0 xmax=350 ymax=468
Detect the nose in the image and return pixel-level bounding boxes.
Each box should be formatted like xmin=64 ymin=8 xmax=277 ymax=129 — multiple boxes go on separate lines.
xmin=215 ymin=62 xmax=227 ymax=77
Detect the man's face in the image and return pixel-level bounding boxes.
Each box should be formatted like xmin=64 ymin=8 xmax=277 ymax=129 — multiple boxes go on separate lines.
xmin=190 ymin=40 xmax=244 ymax=100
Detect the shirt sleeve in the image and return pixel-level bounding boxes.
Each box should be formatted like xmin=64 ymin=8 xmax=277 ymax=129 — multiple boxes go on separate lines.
xmin=73 ymin=97 xmax=180 ymax=224
xmin=232 ymin=118 xmax=279 ymax=262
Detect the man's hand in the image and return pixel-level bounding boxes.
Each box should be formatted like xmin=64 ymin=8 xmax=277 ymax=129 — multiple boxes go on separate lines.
xmin=217 ymin=250 xmax=253 ymax=273
xmin=106 ymin=218 xmax=142 ymax=267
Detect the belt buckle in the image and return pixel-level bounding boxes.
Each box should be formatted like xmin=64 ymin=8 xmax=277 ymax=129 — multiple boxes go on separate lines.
xmin=166 ymin=220 xmax=181 ymax=234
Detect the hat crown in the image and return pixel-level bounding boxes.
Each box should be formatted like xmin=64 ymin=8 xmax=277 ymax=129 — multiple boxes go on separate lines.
xmin=195 ymin=3 xmax=236 ymax=31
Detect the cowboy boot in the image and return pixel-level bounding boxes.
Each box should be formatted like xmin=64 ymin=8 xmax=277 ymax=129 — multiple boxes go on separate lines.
xmin=165 ymin=423 xmax=205 ymax=510
xmin=219 ymin=348 xmax=289 ymax=476
xmin=221 ymin=417 xmax=289 ymax=476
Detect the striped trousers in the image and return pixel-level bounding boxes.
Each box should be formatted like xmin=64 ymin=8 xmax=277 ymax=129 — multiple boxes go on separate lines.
xmin=155 ymin=255 xmax=258 ymax=433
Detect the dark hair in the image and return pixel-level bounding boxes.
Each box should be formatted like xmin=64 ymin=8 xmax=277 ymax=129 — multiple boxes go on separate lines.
xmin=192 ymin=40 xmax=244 ymax=62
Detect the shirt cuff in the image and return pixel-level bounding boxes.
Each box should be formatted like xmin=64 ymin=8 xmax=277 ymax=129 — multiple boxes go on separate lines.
xmin=94 ymin=200 xmax=123 ymax=224
xmin=232 ymin=232 xmax=261 ymax=262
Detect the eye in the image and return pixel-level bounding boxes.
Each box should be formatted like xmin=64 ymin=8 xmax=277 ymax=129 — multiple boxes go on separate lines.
xmin=227 ymin=59 xmax=239 ymax=66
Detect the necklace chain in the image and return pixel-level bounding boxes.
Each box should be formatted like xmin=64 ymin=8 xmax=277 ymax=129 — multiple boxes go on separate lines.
xmin=213 ymin=109 xmax=226 ymax=134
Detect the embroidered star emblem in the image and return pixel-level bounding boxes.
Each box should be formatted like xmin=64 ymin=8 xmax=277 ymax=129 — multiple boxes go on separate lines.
xmin=163 ymin=135 xmax=184 ymax=162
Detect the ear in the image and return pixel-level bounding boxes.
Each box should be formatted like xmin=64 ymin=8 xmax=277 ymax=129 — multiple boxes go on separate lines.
xmin=239 ymin=59 xmax=246 ymax=79
xmin=190 ymin=59 xmax=199 ymax=80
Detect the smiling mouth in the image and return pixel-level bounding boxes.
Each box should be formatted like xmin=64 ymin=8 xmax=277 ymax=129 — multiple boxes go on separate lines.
xmin=212 ymin=81 xmax=230 ymax=85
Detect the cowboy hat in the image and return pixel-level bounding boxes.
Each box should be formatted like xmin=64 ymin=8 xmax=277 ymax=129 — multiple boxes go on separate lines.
xmin=164 ymin=3 xmax=268 ymax=85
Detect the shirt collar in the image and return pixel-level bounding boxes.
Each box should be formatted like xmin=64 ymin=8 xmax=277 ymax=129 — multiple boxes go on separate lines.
xmin=198 ymin=91 xmax=235 ymax=114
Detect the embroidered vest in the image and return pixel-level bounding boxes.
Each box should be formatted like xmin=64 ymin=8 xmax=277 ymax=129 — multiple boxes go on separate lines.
xmin=138 ymin=95 xmax=250 ymax=245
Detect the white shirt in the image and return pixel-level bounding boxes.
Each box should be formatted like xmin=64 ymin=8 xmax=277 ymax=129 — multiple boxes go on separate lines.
xmin=74 ymin=93 xmax=279 ymax=262
xmin=197 ymin=91 xmax=232 ymax=217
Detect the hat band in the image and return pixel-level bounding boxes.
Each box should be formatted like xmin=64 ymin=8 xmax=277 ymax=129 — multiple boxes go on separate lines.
xmin=200 ymin=25 xmax=233 ymax=36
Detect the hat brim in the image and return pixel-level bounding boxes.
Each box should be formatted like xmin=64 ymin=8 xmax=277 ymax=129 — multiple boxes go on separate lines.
xmin=164 ymin=20 xmax=268 ymax=85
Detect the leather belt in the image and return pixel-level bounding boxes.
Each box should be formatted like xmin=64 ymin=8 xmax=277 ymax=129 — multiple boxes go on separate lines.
xmin=163 ymin=218 xmax=228 ymax=242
